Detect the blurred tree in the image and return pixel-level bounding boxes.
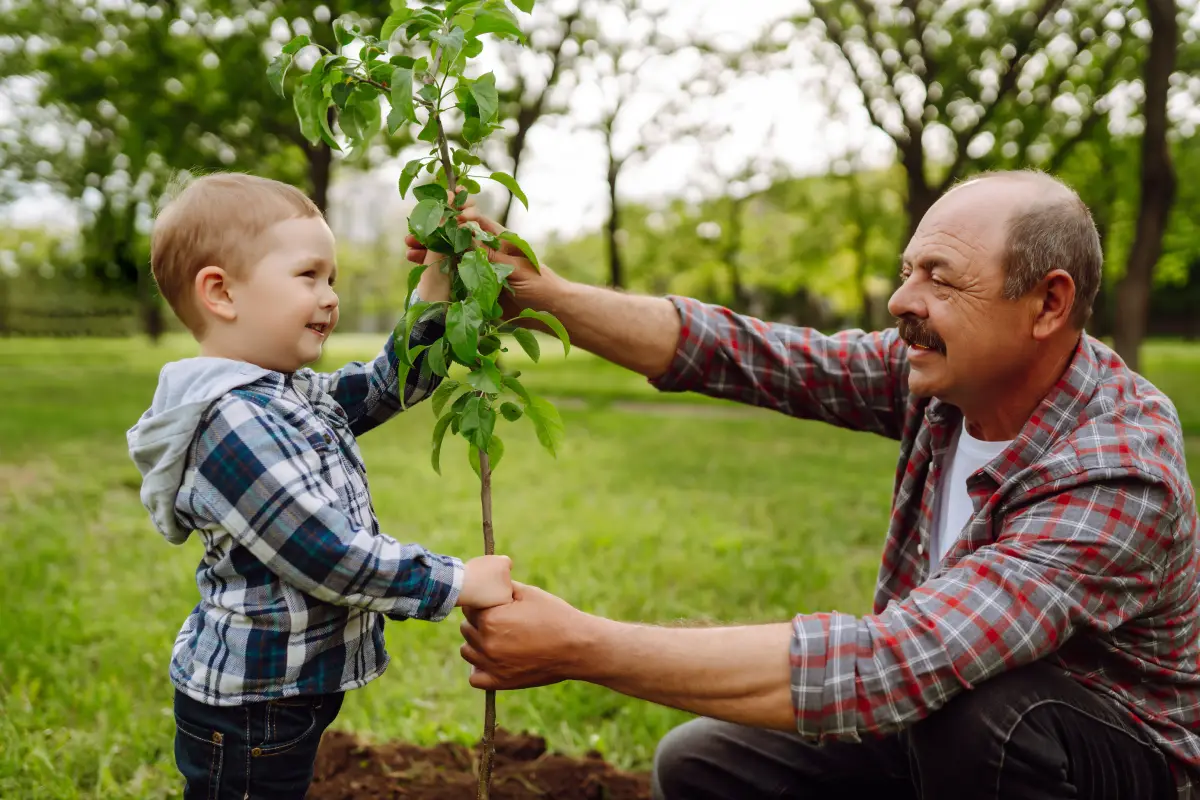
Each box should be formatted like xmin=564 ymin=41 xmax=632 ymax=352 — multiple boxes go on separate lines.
xmin=0 ymin=0 xmax=412 ymax=339
xmin=793 ymin=0 xmax=1143 ymax=241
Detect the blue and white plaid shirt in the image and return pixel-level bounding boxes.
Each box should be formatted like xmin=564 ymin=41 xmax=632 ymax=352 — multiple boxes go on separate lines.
xmin=147 ymin=315 xmax=461 ymax=706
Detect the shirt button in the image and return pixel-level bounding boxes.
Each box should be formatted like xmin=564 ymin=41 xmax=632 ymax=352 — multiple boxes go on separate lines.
xmin=323 ymin=433 xmax=332 ymax=444
xmin=251 ymin=747 xmax=262 ymax=757
xmin=917 ymin=543 xmax=925 ymax=556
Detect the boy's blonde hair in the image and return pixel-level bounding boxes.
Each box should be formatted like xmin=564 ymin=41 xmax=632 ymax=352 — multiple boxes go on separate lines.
xmin=151 ymin=172 xmax=322 ymax=335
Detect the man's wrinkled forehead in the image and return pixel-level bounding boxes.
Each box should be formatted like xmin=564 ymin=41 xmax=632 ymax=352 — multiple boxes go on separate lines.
xmin=903 ymin=180 xmax=1026 ymax=268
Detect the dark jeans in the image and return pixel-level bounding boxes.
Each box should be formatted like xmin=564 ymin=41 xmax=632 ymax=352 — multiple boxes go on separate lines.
xmin=652 ymin=661 xmax=1180 ymax=800
xmin=173 ymin=689 xmax=344 ymax=800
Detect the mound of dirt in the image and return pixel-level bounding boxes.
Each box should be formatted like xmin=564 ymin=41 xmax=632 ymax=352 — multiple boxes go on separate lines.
xmin=309 ymin=728 xmax=652 ymax=800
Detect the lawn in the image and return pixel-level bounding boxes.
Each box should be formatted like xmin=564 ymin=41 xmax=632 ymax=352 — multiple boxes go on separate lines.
xmin=1 ymin=333 xmax=1197 ymax=799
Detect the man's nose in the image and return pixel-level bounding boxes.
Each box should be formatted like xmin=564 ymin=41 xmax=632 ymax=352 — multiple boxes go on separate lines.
xmin=887 ymin=274 xmax=926 ymax=320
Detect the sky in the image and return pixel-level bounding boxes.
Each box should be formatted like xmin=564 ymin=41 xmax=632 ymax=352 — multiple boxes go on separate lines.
xmin=0 ymin=0 xmax=893 ymax=245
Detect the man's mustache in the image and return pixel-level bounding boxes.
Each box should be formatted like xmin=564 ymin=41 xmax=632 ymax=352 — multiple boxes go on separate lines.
xmin=896 ymin=317 xmax=946 ymax=354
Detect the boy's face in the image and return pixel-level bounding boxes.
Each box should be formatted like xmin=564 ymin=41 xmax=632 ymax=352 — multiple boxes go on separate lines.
xmin=227 ymin=216 xmax=340 ymax=372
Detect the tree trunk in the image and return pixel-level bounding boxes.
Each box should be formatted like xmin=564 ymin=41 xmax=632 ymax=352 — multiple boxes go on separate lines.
xmin=308 ymin=137 xmax=333 ymax=216
xmin=605 ymin=155 xmax=623 ymax=289
xmin=1112 ymin=0 xmax=1177 ymax=372
xmin=498 ymin=107 xmax=534 ymax=228
xmin=721 ymin=197 xmax=747 ymax=310
xmin=900 ymin=139 xmax=937 ymax=244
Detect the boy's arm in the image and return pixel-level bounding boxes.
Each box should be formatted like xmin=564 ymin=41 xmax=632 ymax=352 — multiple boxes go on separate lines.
xmin=191 ymin=395 xmax=464 ymax=620
xmin=306 ymin=261 xmax=451 ymax=437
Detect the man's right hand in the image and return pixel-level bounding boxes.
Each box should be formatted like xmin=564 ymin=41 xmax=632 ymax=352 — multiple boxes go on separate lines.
xmin=404 ymin=210 xmax=564 ymax=317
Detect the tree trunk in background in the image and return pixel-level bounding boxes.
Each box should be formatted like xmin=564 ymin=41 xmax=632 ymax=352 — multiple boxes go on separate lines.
xmin=605 ymin=154 xmax=624 ymax=289
xmin=1113 ymin=0 xmax=1177 ymax=372
xmin=900 ymin=138 xmax=936 ymax=245
xmin=308 ymin=137 xmax=333 ymax=216
xmin=722 ymin=197 xmax=747 ymax=310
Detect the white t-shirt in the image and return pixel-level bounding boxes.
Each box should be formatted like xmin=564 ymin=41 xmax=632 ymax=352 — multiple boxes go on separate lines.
xmin=930 ymin=421 xmax=1013 ymax=566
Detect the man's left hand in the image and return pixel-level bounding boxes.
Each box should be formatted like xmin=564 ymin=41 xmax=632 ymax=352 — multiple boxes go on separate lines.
xmin=459 ymin=581 xmax=597 ymax=690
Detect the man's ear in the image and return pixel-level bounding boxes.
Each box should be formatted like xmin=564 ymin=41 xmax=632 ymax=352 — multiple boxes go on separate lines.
xmin=1031 ymin=268 xmax=1077 ymax=340
xmin=195 ymin=266 xmax=238 ymax=322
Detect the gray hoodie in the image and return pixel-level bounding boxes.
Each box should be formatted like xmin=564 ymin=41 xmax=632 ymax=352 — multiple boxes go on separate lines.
xmin=126 ymin=357 xmax=271 ymax=545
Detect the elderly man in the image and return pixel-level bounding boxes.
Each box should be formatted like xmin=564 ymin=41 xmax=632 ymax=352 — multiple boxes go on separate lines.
xmin=409 ymin=171 xmax=1200 ymax=799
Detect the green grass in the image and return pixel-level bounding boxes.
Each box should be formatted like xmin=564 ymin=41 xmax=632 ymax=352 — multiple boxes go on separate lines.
xmin=2 ymin=333 xmax=1198 ymax=798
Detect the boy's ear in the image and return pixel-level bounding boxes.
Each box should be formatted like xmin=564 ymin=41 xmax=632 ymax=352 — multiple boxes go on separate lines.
xmin=195 ymin=266 xmax=238 ymax=322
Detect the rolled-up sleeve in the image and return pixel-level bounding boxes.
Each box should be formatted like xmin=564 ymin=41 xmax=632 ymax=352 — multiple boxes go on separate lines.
xmin=651 ymin=296 xmax=911 ymax=439
xmin=789 ymin=476 xmax=1175 ymax=740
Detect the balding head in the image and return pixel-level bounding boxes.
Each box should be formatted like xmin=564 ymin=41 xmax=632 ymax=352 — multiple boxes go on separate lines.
xmin=953 ymin=171 xmax=1103 ymax=329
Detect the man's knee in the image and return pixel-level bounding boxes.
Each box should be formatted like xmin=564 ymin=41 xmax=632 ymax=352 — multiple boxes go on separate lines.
xmin=652 ymin=718 xmax=723 ymax=800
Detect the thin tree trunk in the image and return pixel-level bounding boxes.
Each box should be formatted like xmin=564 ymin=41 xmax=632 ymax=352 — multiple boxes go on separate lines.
xmin=1113 ymin=0 xmax=1177 ymax=372
xmin=605 ymin=154 xmax=623 ymax=289
xmin=721 ymin=197 xmax=747 ymax=309
xmin=308 ymin=136 xmax=333 ymax=216
xmin=901 ymin=138 xmax=936 ymax=244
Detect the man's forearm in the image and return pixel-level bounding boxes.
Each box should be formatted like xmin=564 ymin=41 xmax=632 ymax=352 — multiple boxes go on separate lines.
xmin=575 ymin=617 xmax=796 ymax=730
xmin=534 ymin=279 xmax=681 ymax=380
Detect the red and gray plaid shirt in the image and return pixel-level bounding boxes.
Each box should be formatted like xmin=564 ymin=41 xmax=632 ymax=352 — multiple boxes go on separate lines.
xmin=652 ymin=296 xmax=1200 ymax=794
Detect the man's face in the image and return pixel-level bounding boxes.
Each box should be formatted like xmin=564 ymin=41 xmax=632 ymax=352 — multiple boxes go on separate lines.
xmin=887 ymin=181 xmax=1040 ymax=408
xmin=230 ymin=217 xmax=340 ymax=373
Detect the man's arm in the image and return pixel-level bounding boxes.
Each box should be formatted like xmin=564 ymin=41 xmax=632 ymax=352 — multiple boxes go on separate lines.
xmin=192 ymin=395 xmax=464 ymax=620
xmin=410 ymin=220 xmax=912 ymax=437
xmin=464 ymin=476 xmax=1176 ymax=737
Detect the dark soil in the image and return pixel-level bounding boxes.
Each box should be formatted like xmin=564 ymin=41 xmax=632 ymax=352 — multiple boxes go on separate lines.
xmin=309 ymin=728 xmax=652 ymax=800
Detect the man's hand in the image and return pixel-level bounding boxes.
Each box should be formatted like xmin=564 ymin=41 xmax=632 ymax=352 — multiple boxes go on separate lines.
xmin=459 ymin=581 xmax=596 ymax=689
xmin=455 ymin=555 xmax=514 ymax=609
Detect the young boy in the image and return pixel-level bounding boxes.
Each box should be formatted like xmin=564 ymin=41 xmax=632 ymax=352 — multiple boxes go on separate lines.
xmin=126 ymin=172 xmax=512 ymax=799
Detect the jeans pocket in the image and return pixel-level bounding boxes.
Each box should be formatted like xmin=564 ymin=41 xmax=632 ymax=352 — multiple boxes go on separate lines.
xmin=174 ymin=714 xmax=225 ymax=800
xmin=259 ymin=696 xmax=320 ymax=756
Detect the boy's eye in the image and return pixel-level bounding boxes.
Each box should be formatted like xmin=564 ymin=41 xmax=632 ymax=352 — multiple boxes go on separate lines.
xmin=301 ymin=270 xmax=316 ymax=278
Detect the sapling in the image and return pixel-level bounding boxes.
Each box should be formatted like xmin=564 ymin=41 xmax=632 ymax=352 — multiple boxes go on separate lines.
xmin=268 ymin=3 xmax=569 ymax=796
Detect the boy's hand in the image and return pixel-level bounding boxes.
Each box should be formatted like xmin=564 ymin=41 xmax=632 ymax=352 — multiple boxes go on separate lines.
xmin=456 ymin=555 xmax=514 ymax=609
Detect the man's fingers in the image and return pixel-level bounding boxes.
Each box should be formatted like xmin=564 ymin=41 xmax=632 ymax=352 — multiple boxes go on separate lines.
xmin=468 ymin=668 xmax=501 ymax=691
xmin=459 ymin=618 xmax=486 ymax=652
xmin=456 ymin=210 xmax=523 ymax=257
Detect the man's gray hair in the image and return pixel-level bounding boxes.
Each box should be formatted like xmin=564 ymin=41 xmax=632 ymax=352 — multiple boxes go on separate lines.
xmin=967 ymin=170 xmax=1104 ymax=330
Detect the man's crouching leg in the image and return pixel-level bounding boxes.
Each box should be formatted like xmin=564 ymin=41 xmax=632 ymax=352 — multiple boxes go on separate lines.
xmin=908 ymin=660 xmax=1176 ymax=800
xmin=651 ymin=717 xmax=915 ymax=800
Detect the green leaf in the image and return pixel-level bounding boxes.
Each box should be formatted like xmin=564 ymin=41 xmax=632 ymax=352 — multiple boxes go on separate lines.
xmin=525 ymin=396 xmax=564 ymax=457
xmin=427 ymin=339 xmax=450 ymax=377
xmin=498 ymin=230 xmax=539 ymax=269
xmin=381 ymin=10 xmax=412 ymax=40
xmin=414 ymin=183 xmax=448 ymax=202
xmin=500 ymin=401 xmax=523 ymax=421
xmin=453 ymin=189 xmax=469 ymax=208
xmin=386 ymin=67 xmax=414 ymax=133
xmin=409 ymin=199 xmax=445 ymax=240
xmin=417 ymin=116 xmax=439 ymax=142
xmin=461 ymin=117 xmax=488 ymax=143
xmin=470 ymin=72 xmax=499 ymax=123
xmin=391 ymin=0 xmax=411 ymax=11
xmin=443 ymin=221 xmax=474 ymax=253
xmin=488 ymin=171 xmax=527 ymax=209
xmin=453 ymin=149 xmax=482 ymax=166
xmin=267 ymin=52 xmax=293 ymax=97
xmin=469 ymin=7 xmax=524 ymax=41
xmin=399 ymin=159 xmax=423 ymax=197
xmin=418 ymin=83 xmax=440 ymax=105
xmin=503 ymin=374 xmax=531 ymax=403
xmin=390 ymin=54 xmax=417 ymax=68
xmin=468 ymin=434 xmax=504 ymax=477
xmin=446 ymin=0 xmax=483 ymax=17
xmin=518 ymin=309 xmax=569 ymax=355
xmin=334 ymin=18 xmax=357 ymax=46
xmin=405 ymin=264 xmax=425 ymax=307
xmin=293 ymin=76 xmax=324 ymax=145
xmin=478 ymin=335 xmax=502 ymax=355
xmin=460 ymin=176 xmax=482 ymax=194
xmin=403 ymin=300 xmax=433 ymax=348
xmin=467 ymin=359 xmax=503 ymax=394
xmin=431 ymin=411 xmax=454 ymax=474
xmin=331 ymin=80 xmax=353 ymax=110
xmin=432 ymin=27 xmax=466 ymax=65
xmin=459 ymin=396 xmax=496 ymax=452
xmin=458 ymin=249 xmax=500 ymax=310
xmin=452 ymin=12 xmax=476 ymax=33
xmin=512 ymin=327 xmax=540 ymax=362
xmin=282 ymin=34 xmax=310 ymax=55
xmin=512 ymin=0 xmax=535 ymax=11
xmin=446 ymin=301 xmax=480 ymax=363
xmin=431 ymin=379 xmax=461 ymax=416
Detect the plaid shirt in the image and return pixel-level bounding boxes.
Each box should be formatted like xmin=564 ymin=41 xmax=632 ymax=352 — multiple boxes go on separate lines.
xmin=653 ymin=297 xmax=1200 ymax=793
xmin=169 ymin=319 xmax=461 ymax=706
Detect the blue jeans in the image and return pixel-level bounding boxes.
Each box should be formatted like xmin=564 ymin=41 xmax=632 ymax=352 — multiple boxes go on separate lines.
xmin=173 ymin=689 xmax=344 ymax=800
xmin=652 ymin=660 xmax=1182 ymax=799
